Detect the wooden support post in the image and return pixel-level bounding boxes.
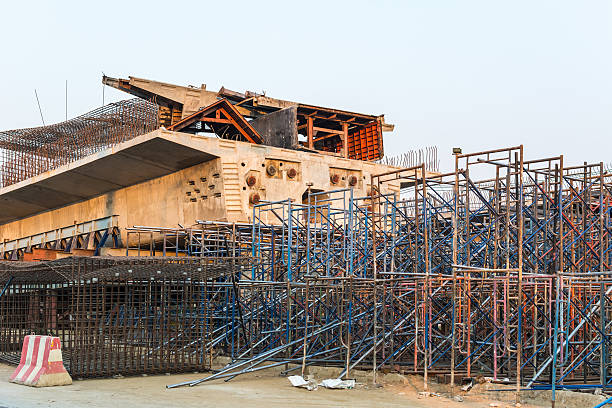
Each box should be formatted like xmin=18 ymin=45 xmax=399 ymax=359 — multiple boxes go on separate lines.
xmin=342 ymin=122 xmax=349 ymax=158
xmin=307 ymin=117 xmax=314 ymax=149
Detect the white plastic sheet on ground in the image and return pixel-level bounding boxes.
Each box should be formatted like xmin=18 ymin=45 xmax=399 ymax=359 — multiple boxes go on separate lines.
xmin=288 ymin=376 xmax=355 ymax=390
xmin=287 ymin=375 xmax=318 ymax=391
xmin=319 ymin=378 xmax=355 ymax=389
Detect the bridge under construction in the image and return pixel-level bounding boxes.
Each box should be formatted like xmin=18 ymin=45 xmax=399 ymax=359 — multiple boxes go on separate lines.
xmin=0 ymin=76 xmax=610 ymax=406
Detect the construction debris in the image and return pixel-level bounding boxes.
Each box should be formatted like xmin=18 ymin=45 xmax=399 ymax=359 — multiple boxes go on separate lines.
xmin=287 ymin=375 xmax=318 ymax=391
xmin=319 ymin=378 xmax=356 ymax=389
xmin=288 ymin=376 xmax=354 ymax=391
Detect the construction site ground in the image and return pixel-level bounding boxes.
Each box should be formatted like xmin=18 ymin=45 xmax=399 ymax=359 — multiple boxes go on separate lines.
xmin=0 ymin=363 xmax=607 ymax=408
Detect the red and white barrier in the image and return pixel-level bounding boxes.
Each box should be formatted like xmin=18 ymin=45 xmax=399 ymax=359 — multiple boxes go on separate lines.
xmin=10 ymin=335 xmax=72 ymax=387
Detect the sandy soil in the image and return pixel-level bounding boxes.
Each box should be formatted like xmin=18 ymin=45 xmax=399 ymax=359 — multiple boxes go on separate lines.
xmin=0 ymin=363 xmax=596 ymax=408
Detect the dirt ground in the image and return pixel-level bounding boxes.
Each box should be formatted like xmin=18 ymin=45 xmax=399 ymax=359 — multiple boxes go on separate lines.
xmin=0 ymin=363 xmax=607 ymax=408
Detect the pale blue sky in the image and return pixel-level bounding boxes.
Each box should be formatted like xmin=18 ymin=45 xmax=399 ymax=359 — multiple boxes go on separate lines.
xmin=1 ymin=1 xmax=610 ymax=172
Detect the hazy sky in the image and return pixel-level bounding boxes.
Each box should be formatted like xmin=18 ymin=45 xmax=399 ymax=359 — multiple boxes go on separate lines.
xmin=1 ymin=1 xmax=610 ymax=172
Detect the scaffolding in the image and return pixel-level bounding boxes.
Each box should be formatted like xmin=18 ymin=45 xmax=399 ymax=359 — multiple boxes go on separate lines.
xmin=165 ymin=146 xmax=611 ymax=403
xmin=4 ymin=144 xmax=610 ymax=405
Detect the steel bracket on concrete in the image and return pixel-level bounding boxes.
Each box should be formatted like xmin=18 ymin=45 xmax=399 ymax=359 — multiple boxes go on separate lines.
xmin=1 ymin=215 xmax=119 ymax=260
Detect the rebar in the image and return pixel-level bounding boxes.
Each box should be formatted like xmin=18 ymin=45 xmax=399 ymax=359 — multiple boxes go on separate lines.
xmin=0 ymin=99 xmax=158 ymax=188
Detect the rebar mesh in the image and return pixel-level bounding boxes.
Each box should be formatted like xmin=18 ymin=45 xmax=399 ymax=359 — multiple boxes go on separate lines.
xmin=0 ymin=256 xmax=248 ymax=377
xmin=0 ymin=99 xmax=159 ymax=188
